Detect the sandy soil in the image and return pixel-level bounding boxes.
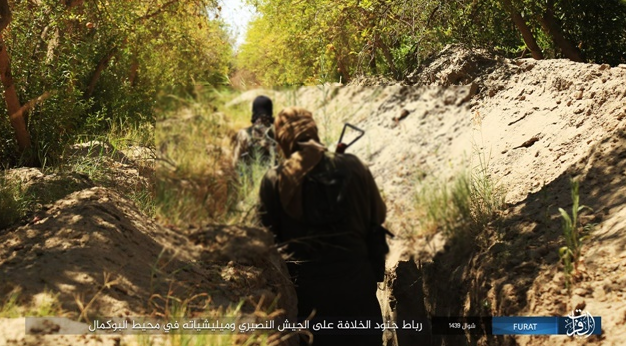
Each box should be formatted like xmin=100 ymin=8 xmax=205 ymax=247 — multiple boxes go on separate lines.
xmin=2 ymin=45 xmax=626 ymax=346
xmin=0 ymin=154 xmax=297 ymax=345
xmin=229 ymin=45 xmax=626 ymax=345
xmin=299 ymin=46 xmax=626 ymax=346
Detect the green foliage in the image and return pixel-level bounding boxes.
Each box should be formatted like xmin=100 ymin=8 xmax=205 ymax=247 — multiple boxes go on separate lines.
xmin=558 ymin=179 xmax=594 ymax=289
xmin=237 ymin=0 xmax=499 ymax=85
xmin=238 ymin=0 xmax=626 ymax=86
xmin=555 ymin=0 xmax=626 ymax=64
xmin=1 ymin=0 xmax=232 ymax=166
xmin=0 ymin=174 xmax=27 ymax=230
xmin=0 ymin=287 xmax=64 ymax=318
xmin=413 ymin=165 xmax=504 ymax=242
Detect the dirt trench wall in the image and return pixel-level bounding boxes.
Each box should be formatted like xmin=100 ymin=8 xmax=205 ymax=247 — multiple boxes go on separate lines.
xmin=225 ymin=46 xmax=626 ymax=346
xmin=0 ymin=175 xmax=298 ymax=345
xmin=296 ymin=48 xmax=626 ymax=346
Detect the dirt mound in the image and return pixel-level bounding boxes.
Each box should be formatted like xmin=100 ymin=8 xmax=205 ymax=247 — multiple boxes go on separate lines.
xmin=188 ymin=225 xmax=297 ymax=314
xmin=0 ymin=182 xmax=296 ymax=345
xmin=64 ymin=140 xmax=155 ymax=195
xmin=378 ymin=49 xmax=626 ymax=346
xmin=252 ymin=45 xmax=626 ymax=345
xmin=406 ymin=44 xmax=502 ymax=87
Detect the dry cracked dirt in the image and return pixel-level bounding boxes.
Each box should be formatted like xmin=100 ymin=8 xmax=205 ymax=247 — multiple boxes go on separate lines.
xmin=2 ymin=45 xmax=626 ymax=345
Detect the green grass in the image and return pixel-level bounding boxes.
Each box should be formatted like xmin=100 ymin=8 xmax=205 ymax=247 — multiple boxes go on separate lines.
xmin=137 ymin=292 xmax=283 ymax=346
xmin=558 ymin=179 xmax=594 ymax=289
xmin=413 ymin=164 xmax=505 ymax=243
xmin=0 ymin=287 xmax=65 ymax=318
xmin=0 ymin=175 xmax=28 ymax=229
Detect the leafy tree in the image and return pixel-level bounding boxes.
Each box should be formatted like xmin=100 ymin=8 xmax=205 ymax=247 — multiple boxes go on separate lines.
xmin=237 ymin=0 xmax=626 ymax=87
xmin=0 ymin=0 xmax=232 ymax=166
xmin=0 ymin=0 xmax=31 ymax=154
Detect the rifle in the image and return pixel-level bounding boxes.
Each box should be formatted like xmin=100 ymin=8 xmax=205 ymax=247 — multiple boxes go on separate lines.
xmin=335 ymin=123 xmax=365 ymax=154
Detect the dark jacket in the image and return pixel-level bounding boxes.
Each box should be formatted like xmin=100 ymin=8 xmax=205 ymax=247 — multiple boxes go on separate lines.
xmin=258 ymin=152 xmax=386 ymax=346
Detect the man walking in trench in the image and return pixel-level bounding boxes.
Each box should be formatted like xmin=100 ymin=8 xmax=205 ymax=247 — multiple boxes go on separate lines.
xmin=232 ymin=95 xmax=276 ymax=168
xmin=257 ymin=106 xmax=387 ymax=346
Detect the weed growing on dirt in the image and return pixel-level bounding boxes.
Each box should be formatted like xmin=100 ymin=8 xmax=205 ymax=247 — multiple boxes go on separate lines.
xmin=141 ymin=292 xmax=283 ymax=346
xmin=0 ymin=287 xmax=65 ymax=318
xmin=75 ymin=272 xmax=121 ymax=322
xmin=0 ymin=169 xmax=95 ymax=229
xmin=230 ymin=157 xmax=272 ymax=225
xmin=413 ymin=164 xmax=504 ymax=243
xmin=0 ymin=175 xmax=27 ymax=229
xmin=558 ymin=179 xmax=594 ymax=289
xmin=0 ymin=288 xmax=23 ymax=318
xmin=54 ymin=120 xmax=156 ymax=216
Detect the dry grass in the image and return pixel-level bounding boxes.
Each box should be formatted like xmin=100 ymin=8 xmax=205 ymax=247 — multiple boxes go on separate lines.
xmin=154 ymin=89 xmax=278 ymax=227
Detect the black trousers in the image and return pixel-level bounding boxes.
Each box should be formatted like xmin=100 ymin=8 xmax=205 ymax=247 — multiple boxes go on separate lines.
xmin=294 ymin=261 xmax=383 ymax=346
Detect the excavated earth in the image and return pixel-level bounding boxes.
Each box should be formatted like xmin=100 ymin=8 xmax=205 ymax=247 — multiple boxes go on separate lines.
xmin=2 ymin=45 xmax=626 ymax=346
xmin=0 ymin=148 xmax=297 ymax=345
xmin=229 ymin=45 xmax=626 ymax=346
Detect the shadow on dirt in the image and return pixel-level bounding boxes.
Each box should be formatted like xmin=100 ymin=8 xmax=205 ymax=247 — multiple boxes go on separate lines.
xmin=389 ymin=129 xmax=626 ymax=346
xmin=0 ymin=188 xmax=296 ymax=321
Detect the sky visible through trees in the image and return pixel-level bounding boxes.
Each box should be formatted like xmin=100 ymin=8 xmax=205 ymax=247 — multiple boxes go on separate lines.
xmin=219 ymin=0 xmax=255 ymax=49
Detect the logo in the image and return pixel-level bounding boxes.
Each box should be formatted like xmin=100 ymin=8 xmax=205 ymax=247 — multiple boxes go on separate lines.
xmin=564 ymin=309 xmax=596 ymax=338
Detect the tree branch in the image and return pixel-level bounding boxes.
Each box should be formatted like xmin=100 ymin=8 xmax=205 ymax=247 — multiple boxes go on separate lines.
xmin=137 ymin=0 xmax=179 ymax=23
xmin=13 ymin=91 xmax=50 ymax=125
xmin=0 ymin=0 xmax=12 ymax=33
xmin=85 ymin=46 xmax=119 ymax=99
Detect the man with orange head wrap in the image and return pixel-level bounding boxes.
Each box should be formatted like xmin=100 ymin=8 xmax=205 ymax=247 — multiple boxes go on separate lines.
xmin=258 ymin=107 xmax=387 ymax=346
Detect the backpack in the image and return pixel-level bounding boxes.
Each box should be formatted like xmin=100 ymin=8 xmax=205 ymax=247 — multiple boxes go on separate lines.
xmin=246 ymin=122 xmax=275 ymax=163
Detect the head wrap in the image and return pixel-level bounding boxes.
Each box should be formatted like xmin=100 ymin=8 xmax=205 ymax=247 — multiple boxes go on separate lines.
xmin=252 ymin=95 xmax=273 ymax=123
xmin=274 ymin=107 xmax=326 ymax=219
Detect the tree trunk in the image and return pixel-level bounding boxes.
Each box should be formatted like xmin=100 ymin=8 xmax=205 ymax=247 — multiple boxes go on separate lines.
xmin=85 ymin=46 xmax=118 ymax=99
xmin=128 ymin=60 xmax=139 ymax=87
xmin=375 ymin=37 xmax=398 ymax=79
xmin=538 ymin=0 xmax=584 ymax=62
xmin=336 ymin=53 xmax=351 ymax=84
xmin=65 ymin=0 xmax=84 ymax=7
xmin=500 ymin=0 xmax=544 ymax=60
xmin=0 ymin=0 xmax=31 ymax=152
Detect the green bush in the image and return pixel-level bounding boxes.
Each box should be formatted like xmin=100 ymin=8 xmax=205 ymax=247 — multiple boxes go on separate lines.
xmin=1 ymin=0 xmax=231 ymax=166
